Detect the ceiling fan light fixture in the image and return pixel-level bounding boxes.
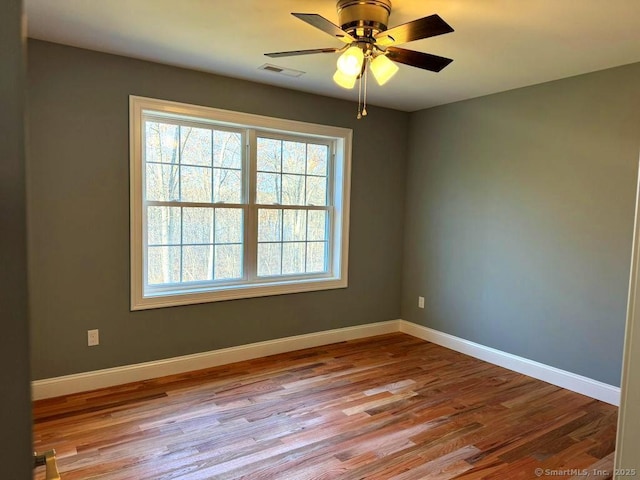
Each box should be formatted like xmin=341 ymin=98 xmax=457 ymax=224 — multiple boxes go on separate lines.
xmin=333 ymin=69 xmax=357 ymax=89
xmin=336 ymin=46 xmax=364 ymax=76
xmin=370 ymin=53 xmax=399 ymax=85
xmin=265 ymin=1 xmax=454 ymax=118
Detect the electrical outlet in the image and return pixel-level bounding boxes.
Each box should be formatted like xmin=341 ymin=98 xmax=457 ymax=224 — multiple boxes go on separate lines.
xmin=418 ymin=296 xmax=425 ymax=309
xmin=88 ymin=329 xmax=99 ymax=346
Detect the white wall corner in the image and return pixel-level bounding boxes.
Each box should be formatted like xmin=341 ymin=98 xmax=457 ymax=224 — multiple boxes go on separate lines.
xmin=398 ymin=319 xmax=620 ymax=406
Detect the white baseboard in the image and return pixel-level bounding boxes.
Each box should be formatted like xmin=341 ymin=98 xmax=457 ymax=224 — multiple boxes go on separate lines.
xmin=32 ymin=319 xmax=621 ymax=406
xmin=31 ymin=320 xmax=399 ymax=400
xmin=398 ymin=320 xmax=621 ymax=406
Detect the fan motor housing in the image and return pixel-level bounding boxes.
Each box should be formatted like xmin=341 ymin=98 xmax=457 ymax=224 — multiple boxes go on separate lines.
xmin=337 ymin=0 xmax=392 ymax=36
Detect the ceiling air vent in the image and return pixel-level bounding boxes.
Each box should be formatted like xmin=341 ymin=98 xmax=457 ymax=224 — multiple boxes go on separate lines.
xmin=258 ymin=63 xmax=305 ymax=78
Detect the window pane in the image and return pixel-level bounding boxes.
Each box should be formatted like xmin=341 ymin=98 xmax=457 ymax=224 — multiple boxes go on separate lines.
xmin=180 ymin=126 xmax=212 ymax=167
xmin=213 ymin=131 xmax=242 ymax=169
xmin=307 ymin=242 xmax=327 ymax=273
xmin=282 ymin=242 xmax=305 ymax=275
xmin=146 ymin=122 xmax=179 ymax=164
xmin=215 ymin=244 xmax=242 ymax=280
xmin=306 ymin=176 xmax=327 ymax=206
xmin=258 ymin=209 xmax=282 ymax=242
xmin=282 ymin=141 xmax=306 ymax=174
xmin=148 ymin=246 xmax=181 ymax=285
xmin=307 ymin=210 xmax=327 ymax=241
xmin=258 ymin=243 xmax=282 ymax=277
xmin=213 ymin=168 xmax=242 ymax=204
xmin=148 ymin=206 xmax=181 ymax=245
xmin=283 ymin=209 xmax=307 ymax=242
xmin=307 ymin=144 xmax=328 ymax=176
xmin=181 ymin=166 xmax=212 ymax=203
xmin=215 ymin=208 xmax=243 ymax=244
xmin=257 ymin=172 xmax=281 ymax=204
xmin=183 ymin=208 xmax=214 ymax=244
xmin=257 ymin=138 xmax=281 ymax=172
xmin=183 ymin=245 xmax=213 ymax=282
xmin=146 ymin=164 xmax=179 ymax=201
xmin=282 ymin=174 xmax=305 ymax=205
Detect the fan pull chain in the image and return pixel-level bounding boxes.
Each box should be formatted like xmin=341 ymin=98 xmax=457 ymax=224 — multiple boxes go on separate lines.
xmin=356 ymin=57 xmax=370 ymax=120
xmin=357 ymin=69 xmax=363 ymax=119
xmin=362 ymin=58 xmax=368 ymax=117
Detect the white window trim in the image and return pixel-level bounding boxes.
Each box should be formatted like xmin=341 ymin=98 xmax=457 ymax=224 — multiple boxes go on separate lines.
xmin=130 ymin=96 xmax=352 ymax=310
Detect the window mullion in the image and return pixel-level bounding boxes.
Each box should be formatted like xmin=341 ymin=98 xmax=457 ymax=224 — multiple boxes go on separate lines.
xmin=245 ymin=129 xmax=258 ymax=281
xmin=327 ymin=206 xmax=334 ymax=274
xmin=304 ymin=144 xmax=309 ymax=273
xmin=328 ymin=146 xmax=336 ymax=275
xmin=211 ymin=129 xmax=215 ymax=281
xmin=305 ymin=210 xmax=309 ymax=274
xmin=210 ymin=128 xmax=215 ymax=203
xmin=180 ymin=206 xmax=184 ymax=283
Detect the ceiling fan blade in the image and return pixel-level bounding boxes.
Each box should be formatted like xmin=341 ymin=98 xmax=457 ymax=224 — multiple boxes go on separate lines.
xmin=265 ymin=47 xmax=340 ymax=58
xmin=375 ymin=14 xmax=453 ymax=46
xmin=386 ymin=47 xmax=453 ymax=72
xmin=292 ymin=13 xmax=355 ymax=43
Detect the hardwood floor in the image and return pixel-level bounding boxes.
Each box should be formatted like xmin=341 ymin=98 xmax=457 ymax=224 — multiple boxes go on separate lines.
xmin=33 ymin=333 xmax=618 ymax=479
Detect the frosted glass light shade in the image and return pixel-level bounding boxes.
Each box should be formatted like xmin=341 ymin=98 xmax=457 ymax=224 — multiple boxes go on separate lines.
xmin=337 ymin=46 xmax=364 ymax=76
xmin=370 ymin=54 xmax=399 ymax=86
xmin=333 ymin=69 xmax=357 ymax=89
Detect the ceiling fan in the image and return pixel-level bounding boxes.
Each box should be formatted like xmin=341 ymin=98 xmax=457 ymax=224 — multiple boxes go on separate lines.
xmin=265 ymin=0 xmax=454 ymax=117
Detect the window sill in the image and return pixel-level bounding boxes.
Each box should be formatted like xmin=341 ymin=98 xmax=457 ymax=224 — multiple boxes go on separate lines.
xmin=131 ymin=277 xmax=348 ymax=310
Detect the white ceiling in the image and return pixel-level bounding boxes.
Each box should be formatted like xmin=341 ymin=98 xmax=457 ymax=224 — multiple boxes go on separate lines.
xmin=25 ymin=0 xmax=640 ymax=112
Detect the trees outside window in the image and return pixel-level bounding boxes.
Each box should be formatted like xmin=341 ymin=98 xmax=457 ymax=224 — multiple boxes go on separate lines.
xmin=130 ymin=97 xmax=351 ymax=310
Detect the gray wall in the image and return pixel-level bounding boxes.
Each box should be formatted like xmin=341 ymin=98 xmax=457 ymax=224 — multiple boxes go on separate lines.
xmin=27 ymin=40 xmax=408 ymax=379
xmin=28 ymin=38 xmax=640 ymax=390
xmin=0 ymin=0 xmax=32 ymax=477
xmin=402 ymin=63 xmax=640 ymax=386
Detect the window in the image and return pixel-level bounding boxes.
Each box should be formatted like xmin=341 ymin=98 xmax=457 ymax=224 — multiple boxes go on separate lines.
xmin=130 ymin=96 xmax=351 ymax=310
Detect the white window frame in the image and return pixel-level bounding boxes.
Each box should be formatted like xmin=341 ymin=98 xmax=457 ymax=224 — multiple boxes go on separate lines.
xmin=130 ymin=96 xmax=352 ymax=310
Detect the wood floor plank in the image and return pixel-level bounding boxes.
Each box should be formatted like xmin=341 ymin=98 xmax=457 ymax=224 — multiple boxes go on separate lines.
xmin=33 ymin=333 xmax=617 ymax=479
